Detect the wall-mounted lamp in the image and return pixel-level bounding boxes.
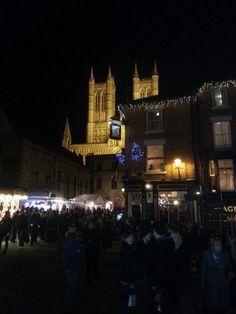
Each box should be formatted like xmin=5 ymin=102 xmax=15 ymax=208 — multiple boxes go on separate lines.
xmin=145 ymin=183 xmax=152 ymax=190
xmin=174 ymin=158 xmax=182 ymax=179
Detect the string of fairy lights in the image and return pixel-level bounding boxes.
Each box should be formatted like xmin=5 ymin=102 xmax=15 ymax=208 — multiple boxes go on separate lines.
xmin=118 ymin=80 xmax=236 ymax=117
xmin=116 ymin=80 xmax=236 ymax=165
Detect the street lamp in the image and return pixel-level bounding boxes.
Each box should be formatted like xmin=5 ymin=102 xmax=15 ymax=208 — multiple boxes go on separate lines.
xmin=174 ymin=158 xmax=182 ymax=179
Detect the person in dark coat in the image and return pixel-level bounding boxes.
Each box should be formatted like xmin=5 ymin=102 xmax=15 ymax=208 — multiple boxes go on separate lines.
xmin=135 ymin=225 xmax=152 ymax=313
xmin=119 ymin=229 xmax=137 ymax=314
xmin=201 ymin=237 xmax=234 ymax=314
xmin=82 ymin=220 xmax=101 ymax=284
xmin=29 ymin=209 xmax=41 ymax=245
xmin=0 ymin=211 xmax=12 ymax=255
xmin=166 ymin=229 xmax=190 ymax=314
xmin=151 ymin=223 xmax=174 ymax=313
xmin=62 ymin=225 xmax=83 ymax=310
xmin=17 ymin=208 xmax=29 ymax=248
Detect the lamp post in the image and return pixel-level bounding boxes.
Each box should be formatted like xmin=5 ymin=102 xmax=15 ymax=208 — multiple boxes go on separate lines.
xmin=174 ymin=158 xmax=181 ymax=179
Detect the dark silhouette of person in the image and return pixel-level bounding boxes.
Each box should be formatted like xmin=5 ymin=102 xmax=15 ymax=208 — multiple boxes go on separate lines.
xmin=82 ymin=220 xmax=101 ymax=284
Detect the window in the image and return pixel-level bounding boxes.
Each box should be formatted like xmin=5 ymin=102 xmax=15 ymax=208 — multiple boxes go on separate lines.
xmin=146 ymin=145 xmax=165 ymax=172
xmin=213 ymin=121 xmax=232 ymax=149
xmin=111 ymin=177 xmax=117 ymax=189
xmin=95 ymin=93 xmax=100 ymax=111
xmin=101 ymin=93 xmax=105 ymax=111
xmin=146 ymin=88 xmax=151 ymax=97
xmin=140 ymin=88 xmax=145 ymax=98
xmin=209 ymin=160 xmax=216 ymax=176
xmin=212 ymin=88 xmax=228 ymax=108
xmin=218 ymin=159 xmax=234 ymax=191
xmin=96 ymin=177 xmax=102 ymax=189
xmin=146 ymin=111 xmax=163 ymax=132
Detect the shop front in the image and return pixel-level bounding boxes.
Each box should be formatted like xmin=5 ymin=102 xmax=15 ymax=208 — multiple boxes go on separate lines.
xmin=126 ymin=181 xmax=197 ymax=224
xmin=20 ymin=191 xmax=69 ymax=211
xmin=203 ymin=192 xmax=236 ymax=234
xmin=0 ymin=188 xmax=28 ymax=220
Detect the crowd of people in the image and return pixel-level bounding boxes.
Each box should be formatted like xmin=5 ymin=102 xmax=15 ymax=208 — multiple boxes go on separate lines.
xmin=119 ymin=219 xmax=236 ymax=314
xmin=0 ymin=206 xmax=236 ymax=314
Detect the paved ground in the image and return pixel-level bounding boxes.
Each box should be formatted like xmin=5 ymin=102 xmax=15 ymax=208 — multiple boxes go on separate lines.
xmin=0 ymin=240 xmax=236 ymax=314
xmin=0 ymin=240 xmax=121 ymax=314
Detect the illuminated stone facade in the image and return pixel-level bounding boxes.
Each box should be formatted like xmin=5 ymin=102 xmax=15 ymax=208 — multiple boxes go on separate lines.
xmin=62 ymin=64 xmax=158 ymax=163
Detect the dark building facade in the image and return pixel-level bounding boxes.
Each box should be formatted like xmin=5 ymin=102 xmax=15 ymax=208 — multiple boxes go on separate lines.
xmin=119 ymin=80 xmax=236 ymax=230
xmin=86 ymin=154 xmax=125 ymax=208
xmin=0 ymin=109 xmax=90 ymax=214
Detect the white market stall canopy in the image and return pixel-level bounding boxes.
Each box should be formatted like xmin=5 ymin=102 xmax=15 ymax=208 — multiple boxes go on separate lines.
xmin=71 ymin=194 xmax=106 ymax=208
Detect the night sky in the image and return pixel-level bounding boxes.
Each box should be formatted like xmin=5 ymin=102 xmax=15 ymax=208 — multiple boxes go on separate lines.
xmin=1 ymin=1 xmax=236 ymax=146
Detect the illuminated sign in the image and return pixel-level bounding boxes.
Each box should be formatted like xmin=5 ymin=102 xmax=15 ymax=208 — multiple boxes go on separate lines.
xmin=110 ymin=119 xmax=121 ymax=140
xmin=224 ymin=206 xmax=236 ymax=213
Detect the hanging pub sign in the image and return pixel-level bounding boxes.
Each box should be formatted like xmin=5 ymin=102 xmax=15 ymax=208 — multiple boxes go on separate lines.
xmin=110 ymin=119 xmax=121 ymax=140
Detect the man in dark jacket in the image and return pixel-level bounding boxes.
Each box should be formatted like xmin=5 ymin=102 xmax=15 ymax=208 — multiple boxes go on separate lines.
xmin=62 ymin=225 xmax=83 ymax=310
xmin=29 ymin=209 xmax=41 ymax=245
xmin=0 ymin=211 xmax=12 ymax=255
xmin=151 ymin=223 xmax=174 ymax=313
xmin=82 ymin=220 xmax=101 ymax=284
xmin=17 ymin=208 xmax=29 ymax=248
xmin=135 ymin=225 xmax=153 ymax=313
xmin=119 ymin=229 xmax=137 ymax=314
xmin=167 ymin=229 xmax=190 ymax=314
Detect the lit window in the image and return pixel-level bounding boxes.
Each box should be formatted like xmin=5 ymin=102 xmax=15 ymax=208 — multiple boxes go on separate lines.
xmin=95 ymin=93 xmax=100 ymax=111
xmin=212 ymin=88 xmax=228 ymax=108
xmin=213 ymin=121 xmax=232 ymax=149
xmin=146 ymin=111 xmax=163 ymax=132
xmin=147 ymin=145 xmax=165 ymax=172
xmin=140 ymin=88 xmax=145 ymax=98
xmin=218 ymin=159 xmax=234 ymax=191
xmin=146 ymin=88 xmax=151 ymax=97
xmin=209 ymin=160 xmax=215 ymax=176
xmin=101 ymin=93 xmax=105 ymax=111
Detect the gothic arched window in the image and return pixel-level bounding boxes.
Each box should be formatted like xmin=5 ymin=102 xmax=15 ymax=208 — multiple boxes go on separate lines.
xmin=101 ymin=92 xmax=105 ymax=111
xmin=146 ymin=88 xmax=151 ymax=97
xmin=95 ymin=93 xmax=100 ymax=111
xmin=140 ymin=88 xmax=145 ymax=98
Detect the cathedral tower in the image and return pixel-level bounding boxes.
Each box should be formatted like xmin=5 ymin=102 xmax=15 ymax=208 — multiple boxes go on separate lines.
xmin=132 ymin=61 xmax=159 ymax=100
xmin=87 ymin=66 xmax=116 ymax=143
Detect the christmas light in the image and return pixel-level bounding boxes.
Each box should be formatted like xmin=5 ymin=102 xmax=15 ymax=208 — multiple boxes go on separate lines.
xmin=131 ymin=141 xmax=144 ymax=161
xmin=116 ymin=153 xmax=125 ymax=165
xmin=117 ymin=80 xmax=236 ymax=117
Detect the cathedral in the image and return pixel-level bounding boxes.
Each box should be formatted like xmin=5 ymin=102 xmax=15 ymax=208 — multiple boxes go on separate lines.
xmin=62 ymin=62 xmax=159 ymax=163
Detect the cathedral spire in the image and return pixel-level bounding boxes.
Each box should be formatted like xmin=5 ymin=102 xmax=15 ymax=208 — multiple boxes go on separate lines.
xmin=90 ymin=66 xmax=94 ymax=81
xmin=133 ymin=62 xmax=139 ymax=78
xmin=107 ymin=66 xmax=112 ymax=80
xmin=152 ymin=60 xmax=158 ymax=75
xmin=62 ymin=116 xmax=72 ymax=150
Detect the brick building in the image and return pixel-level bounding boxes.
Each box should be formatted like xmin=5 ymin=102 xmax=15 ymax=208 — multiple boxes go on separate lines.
xmin=119 ymin=80 xmax=236 ymax=230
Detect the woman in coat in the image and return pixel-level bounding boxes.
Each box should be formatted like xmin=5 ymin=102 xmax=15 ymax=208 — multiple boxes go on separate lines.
xmin=201 ymin=236 xmax=234 ymax=314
